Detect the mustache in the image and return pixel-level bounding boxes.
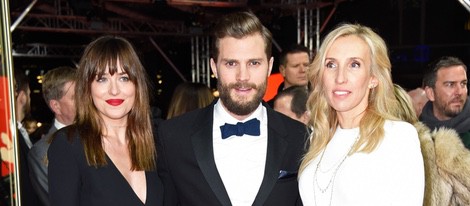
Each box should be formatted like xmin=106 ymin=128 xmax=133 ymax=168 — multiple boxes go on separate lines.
xmin=228 ymin=82 xmax=258 ymax=89
xmin=450 ymin=96 xmax=465 ymax=104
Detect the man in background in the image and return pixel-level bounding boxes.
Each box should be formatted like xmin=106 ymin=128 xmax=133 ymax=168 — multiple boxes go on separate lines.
xmin=420 ymin=56 xmax=470 ymax=148
xmin=268 ymin=44 xmax=310 ymax=107
xmin=273 ymin=86 xmax=309 ymax=125
xmin=15 ymin=69 xmax=40 ymax=206
xmin=28 ymin=66 xmax=76 ymax=206
xmin=277 ymin=44 xmax=310 ymax=92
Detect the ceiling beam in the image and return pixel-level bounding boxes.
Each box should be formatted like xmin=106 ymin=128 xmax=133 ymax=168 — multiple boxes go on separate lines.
xmin=10 ymin=13 xmax=187 ymax=36
xmin=102 ymin=1 xmax=160 ymax=22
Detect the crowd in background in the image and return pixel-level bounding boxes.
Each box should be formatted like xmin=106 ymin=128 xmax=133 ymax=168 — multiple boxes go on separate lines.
xmin=3 ymin=9 xmax=469 ymax=206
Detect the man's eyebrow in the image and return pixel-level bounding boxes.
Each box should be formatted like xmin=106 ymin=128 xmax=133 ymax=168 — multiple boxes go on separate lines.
xmin=248 ymin=58 xmax=264 ymax=62
xmin=220 ymin=58 xmax=238 ymax=62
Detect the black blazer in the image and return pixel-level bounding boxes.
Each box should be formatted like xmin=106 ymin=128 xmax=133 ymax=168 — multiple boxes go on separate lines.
xmin=48 ymin=126 xmax=164 ymax=206
xmin=18 ymin=129 xmax=42 ymax=206
xmin=157 ymin=101 xmax=308 ymax=206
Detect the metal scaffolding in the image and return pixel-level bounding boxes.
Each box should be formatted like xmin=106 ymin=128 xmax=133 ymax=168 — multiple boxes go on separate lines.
xmin=191 ymin=36 xmax=211 ymax=86
xmin=9 ymin=0 xmax=346 ymax=84
xmin=296 ymin=6 xmax=318 ymax=56
xmin=12 ymin=43 xmax=84 ymax=58
xmin=10 ymin=13 xmax=186 ymax=36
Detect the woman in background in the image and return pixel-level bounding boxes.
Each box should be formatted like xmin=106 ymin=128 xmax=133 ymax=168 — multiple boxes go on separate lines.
xmin=298 ymin=23 xmax=424 ymax=205
xmin=48 ymin=35 xmax=163 ymax=206
xmin=166 ymin=82 xmax=214 ymax=119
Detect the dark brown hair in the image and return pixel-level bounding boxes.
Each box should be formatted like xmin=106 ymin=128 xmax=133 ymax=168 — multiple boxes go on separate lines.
xmin=423 ymin=56 xmax=467 ymax=88
xmin=74 ymin=35 xmax=155 ymax=170
xmin=279 ymin=44 xmax=310 ymax=66
xmin=211 ymin=11 xmax=272 ymax=61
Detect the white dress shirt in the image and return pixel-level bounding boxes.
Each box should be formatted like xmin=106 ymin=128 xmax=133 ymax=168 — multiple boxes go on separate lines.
xmin=17 ymin=121 xmax=32 ymax=148
xmin=213 ymin=100 xmax=268 ymax=206
xmin=53 ymin=118 xmax=67 ymax=130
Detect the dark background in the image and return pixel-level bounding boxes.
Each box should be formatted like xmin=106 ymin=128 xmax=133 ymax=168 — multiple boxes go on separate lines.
xmin=9 ymin=0 xmax=470 ymax=123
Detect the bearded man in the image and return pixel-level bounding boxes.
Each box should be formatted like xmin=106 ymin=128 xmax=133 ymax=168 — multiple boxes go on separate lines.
xmin=420 ymin=56 xmax=470 ymax=149
xmin=156 ymin=11 xmax=308 ymax=206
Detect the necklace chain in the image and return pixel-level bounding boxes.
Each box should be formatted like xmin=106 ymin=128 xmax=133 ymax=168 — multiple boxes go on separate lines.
xmin=313 ymin=135 xmax=359 ymax=206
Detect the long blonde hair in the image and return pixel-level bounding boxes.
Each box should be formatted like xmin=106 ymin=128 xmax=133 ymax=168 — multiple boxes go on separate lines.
xmin=300 ymin=23 xmax=402 ymax=174
xmin=393 ymin=84 xmax=419 ymax=124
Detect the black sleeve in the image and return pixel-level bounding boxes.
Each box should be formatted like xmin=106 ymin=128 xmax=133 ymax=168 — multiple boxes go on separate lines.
xmin=156 ymin=122 xmax=179 ymax=206
xmin=27 ymin=140 xmax=50 ymax=206
xmin=47 ymin=129 xmax=80 ymax=206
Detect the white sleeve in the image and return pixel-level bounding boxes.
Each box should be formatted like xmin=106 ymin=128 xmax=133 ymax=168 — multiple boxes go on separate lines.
xmin=388 ymin=121 xmax=425 ymax=205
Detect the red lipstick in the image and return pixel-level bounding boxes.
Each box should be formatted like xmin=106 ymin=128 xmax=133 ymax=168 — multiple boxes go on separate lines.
xmin=106 ymin=99 xmax=124 ymax=106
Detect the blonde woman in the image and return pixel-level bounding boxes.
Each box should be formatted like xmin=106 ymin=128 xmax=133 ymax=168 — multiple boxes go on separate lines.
xmin=298 ymin=24 xmax=424 ymax=205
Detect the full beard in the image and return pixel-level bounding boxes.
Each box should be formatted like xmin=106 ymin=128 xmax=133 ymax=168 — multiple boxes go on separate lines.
xmin=442 ymin=96 xmax=466 ymax=117
xmin=218 ymin=80 xmax=266 ymax=116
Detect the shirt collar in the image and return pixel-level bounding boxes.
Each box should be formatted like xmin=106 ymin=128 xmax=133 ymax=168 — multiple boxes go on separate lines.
xmin=214 ymin=99 xmax=265 ymax=126
xmin=54 ymin=118 xmax=67 ymax=130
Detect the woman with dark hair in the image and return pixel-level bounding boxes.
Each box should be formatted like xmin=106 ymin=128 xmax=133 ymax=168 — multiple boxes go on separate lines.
xmin=48 ymin=35 xmax=163 ymax=206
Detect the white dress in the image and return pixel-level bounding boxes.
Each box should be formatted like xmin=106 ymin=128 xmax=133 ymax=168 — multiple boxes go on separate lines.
xmin=299 ymin=120 xmax=424 ymax=206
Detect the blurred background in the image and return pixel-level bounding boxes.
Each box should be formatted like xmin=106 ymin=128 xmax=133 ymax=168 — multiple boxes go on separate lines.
xmin=8 ymin=0 xmax=470 ymax=123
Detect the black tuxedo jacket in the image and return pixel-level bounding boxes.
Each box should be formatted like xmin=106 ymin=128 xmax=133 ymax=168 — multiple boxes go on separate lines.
xmin=157 ymin=101 xmax=308 ymax=206
xmin=18 ymin=129 xmax=42 ymax=206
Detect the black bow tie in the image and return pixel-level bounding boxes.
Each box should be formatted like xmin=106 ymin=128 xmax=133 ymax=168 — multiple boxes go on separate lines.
xmin=220 ymin=118 xmax=261 ymax=139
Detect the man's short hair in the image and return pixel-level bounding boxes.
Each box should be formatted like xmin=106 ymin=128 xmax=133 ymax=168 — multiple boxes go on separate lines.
xmin=211 ymin=11 xmax=272 ymax=61
xmin=42 ymin=66 xmax=76 ymax=105
xmin=274 ymin=86 xmax=308 ymax=118
xmin=279 ymin=44 xmax=310 ymax=66
xmin=422 ymin=56 xmax=467 ymax=88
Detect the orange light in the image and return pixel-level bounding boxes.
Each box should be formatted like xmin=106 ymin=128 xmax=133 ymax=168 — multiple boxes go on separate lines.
xmin=263 ymin=73 xmax=284 ymax=102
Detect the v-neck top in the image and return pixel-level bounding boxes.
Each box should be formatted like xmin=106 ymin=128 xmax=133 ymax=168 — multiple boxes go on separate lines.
xmin=48 ymin=126 xmax=163 ymax=206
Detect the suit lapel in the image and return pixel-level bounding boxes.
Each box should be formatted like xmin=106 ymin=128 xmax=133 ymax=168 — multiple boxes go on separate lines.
xmin=252 ymin=106 xmax=288 ymax=206
xmin=191 ymin=105 xmax=232 ymax=206
xmin=46 ymin=125 xmax=58 ymax=138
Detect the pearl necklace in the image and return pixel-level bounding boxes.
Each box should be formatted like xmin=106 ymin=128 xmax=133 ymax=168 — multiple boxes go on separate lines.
xmin=313 ymin=135 xmax=360 ymax=206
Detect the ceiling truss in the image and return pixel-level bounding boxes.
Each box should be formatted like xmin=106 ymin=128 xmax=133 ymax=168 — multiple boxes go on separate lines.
xmin=10 ymin=0 xmax=344 ymax=58
xmin=11 ymin=13 xmax=187 ymax=36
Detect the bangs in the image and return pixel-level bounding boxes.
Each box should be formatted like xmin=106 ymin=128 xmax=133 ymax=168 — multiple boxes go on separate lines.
xmin=88 ymin=39 xmax=139 ymax=83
